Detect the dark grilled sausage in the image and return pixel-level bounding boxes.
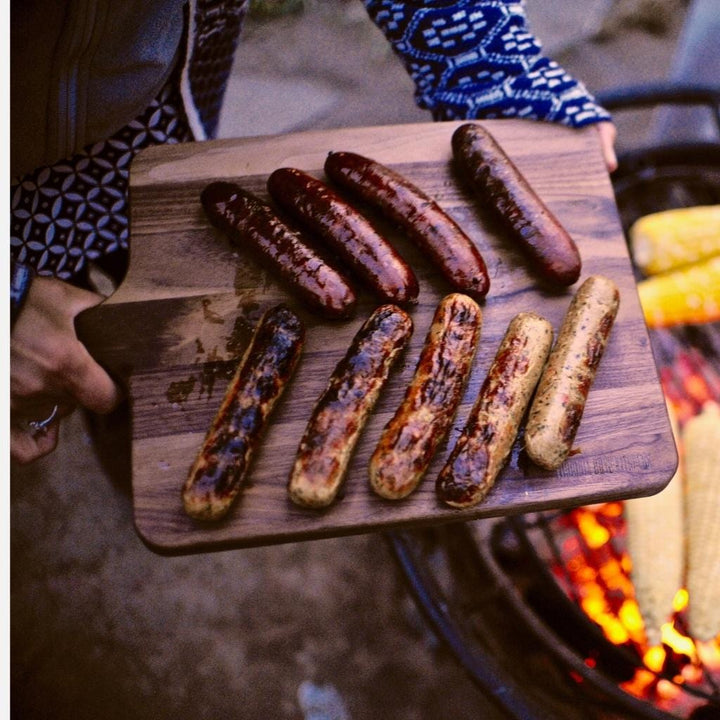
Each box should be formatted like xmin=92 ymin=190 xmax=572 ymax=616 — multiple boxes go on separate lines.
xmin=524 ymin=275 xmax=620 ymax=470
xmin=436 ymin=312 xmax=554 ymax=508
xmin=323 ymin=151 xmax=490 ymax=299
xmin=451 ymin=123 xmax=582 ymax=287
xmin=267 ymin=168 xmax=419 ymax=304
xmin=288 ymin=305 xmax=413 ymax=508
xmin=369 ymin=293 xmax=482 ymax=500
xmin=182 ymin=305 xmax=305 ymax=521
xmin=201 ymin=181 xmax=357 ymax=319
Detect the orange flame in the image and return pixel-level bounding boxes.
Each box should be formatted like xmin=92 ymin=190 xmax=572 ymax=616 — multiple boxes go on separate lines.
xmin=558 ymin=502 xmax=720 ymax=712
xmin=660 ymin=349 xmax=720 ymax=426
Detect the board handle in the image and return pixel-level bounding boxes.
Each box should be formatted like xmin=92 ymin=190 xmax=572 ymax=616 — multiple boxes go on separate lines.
xmin=75 ymin=302 xmax=137 ymax=385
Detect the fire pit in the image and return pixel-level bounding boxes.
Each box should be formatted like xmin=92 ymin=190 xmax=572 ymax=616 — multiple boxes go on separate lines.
xmin=389 ymin=479 xmax=720 ymax=719
xmin=506 ymin=500 xmax=720 ymax=718
xmin=386 ymin=84 xmax=720 ymax=720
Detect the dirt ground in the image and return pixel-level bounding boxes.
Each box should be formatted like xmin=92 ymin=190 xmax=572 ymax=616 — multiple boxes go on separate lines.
xmin=11 ymin=2 xmax=697 ymax=719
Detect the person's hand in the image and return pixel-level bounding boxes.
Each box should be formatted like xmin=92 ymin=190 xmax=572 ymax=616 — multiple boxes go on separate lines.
xmin=10 ymin=276 xmax=124 ymax=464
xmin=595 ymin=121 xmax=618 ymax=173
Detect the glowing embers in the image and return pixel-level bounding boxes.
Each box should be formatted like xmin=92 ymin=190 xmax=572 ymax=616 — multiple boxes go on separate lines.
xmin=653 ymin=325 xmax=720 ymax=425
xmin=549 ymin=503 xmax=720 ymax=716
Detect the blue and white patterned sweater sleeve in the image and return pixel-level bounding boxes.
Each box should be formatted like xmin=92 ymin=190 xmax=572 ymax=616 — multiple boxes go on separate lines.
xmin=363 ymin=0 xmax=612 ymax=127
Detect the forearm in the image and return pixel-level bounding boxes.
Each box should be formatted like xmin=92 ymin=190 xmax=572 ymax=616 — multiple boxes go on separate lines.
xmin=363 ymin=0 xmax=612 ymax=127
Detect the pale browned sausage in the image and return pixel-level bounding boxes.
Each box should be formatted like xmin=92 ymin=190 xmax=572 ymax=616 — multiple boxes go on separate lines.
xmin=369 ymin=293 xmax=482 ymax=500
xmin=288 ymin=305 xmax=413 ymax=508
xmin=524 ymin=275 xmax=620 ymax=470
xmin=436 ymin=312 xmax=554 ymax=508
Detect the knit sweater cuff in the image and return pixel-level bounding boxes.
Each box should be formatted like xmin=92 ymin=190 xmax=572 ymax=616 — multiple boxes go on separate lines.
xmin=363 ymin=0 xmax=612 ymax=128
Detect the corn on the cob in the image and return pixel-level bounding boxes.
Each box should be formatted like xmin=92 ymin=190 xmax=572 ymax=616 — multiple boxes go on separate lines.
xmin=629 ymin=205 xmax=720 ymax=275
xmin=683 ymin=400 xmax=720 ymax=642
xmin=636 ymin=255 xmax=720 ymax=328
xmin=624 ymin=401 xmax=684 ymax=646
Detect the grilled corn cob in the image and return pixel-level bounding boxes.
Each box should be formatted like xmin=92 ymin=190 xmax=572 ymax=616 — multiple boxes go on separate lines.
xmin=683 ymin=400 xmax=720 ymax=642
xmin=636 ymin=255 xmax=720 ymax=328
xmin=629 ymin=205 xmax=720 ymax=275
xmin=624 ymin=401 xmax=684 ymax=647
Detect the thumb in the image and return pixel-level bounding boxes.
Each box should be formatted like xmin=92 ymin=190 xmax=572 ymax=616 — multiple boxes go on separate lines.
xmin=64 ymin=342 xmax=124 ymax=415
xmin=65 ymin=283 xmax=125 ymax=414
xmin=595 ymin=122 xmax=618 ymax=173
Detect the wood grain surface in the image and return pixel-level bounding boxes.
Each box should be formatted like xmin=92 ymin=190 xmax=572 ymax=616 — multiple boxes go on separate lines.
xmin=76 ymin=119 xmax=677 ymax=554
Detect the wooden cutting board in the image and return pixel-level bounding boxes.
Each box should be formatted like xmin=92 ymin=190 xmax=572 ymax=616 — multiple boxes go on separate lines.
xmin=76 ymin=119 xmax=677 ymax=554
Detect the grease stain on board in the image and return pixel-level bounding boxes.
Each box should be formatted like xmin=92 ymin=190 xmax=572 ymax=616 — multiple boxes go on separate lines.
xmin=166 ymin=376 xmax=197 ymax=405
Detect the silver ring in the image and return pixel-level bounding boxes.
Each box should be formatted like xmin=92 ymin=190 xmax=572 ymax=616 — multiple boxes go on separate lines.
xmin=28 ymin=405 xmax=59 ymax=435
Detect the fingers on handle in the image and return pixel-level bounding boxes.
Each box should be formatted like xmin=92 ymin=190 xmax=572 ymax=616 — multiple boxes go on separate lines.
xmin=596 ymin=122 xmax=618 ymax=174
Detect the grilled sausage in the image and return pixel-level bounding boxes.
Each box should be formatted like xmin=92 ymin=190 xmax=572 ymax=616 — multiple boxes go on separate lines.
xmin=525 ymin=275 xmax=620 ymax=470
xmin=267 ymin=168 xmax=419 ymax=304
xmin=437 ymin=312 xmax=554 ymax=508
xmin=182 ymin=305 xmax=305 ymax=521
xmin=288 ymin=305 xmax=413 ymax=508
xmin=369 ymin=293 xmax=482 ymax=500
xmin=201 ymin=181 xmax=357 ymax=319
xmin=451 ymin=123 xmax=582 ymax=287
xmin=324 ymin=151 xmax=490 ymax=299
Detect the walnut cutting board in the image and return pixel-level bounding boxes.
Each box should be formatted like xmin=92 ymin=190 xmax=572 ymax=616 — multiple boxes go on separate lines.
xmin=76 ymin=119 xmax=677 ymax=554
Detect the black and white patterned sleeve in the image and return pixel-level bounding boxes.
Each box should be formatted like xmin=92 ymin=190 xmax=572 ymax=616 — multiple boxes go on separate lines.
xmin=363 ymin=0 xmax=612 ymax=127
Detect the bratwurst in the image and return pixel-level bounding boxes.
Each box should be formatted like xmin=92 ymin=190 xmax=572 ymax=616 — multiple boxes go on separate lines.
xmin=288 ymin=304 xmax=413 ymax=509
xmin=182 ymin=305 xmax=304 ymax=521
xmin=369 ymin=293 xmax=482 ymax=500
xmin=201 ymin=181 xmax=357 ymax=319
xmin=524 ymin=275 xmax=620 ymax=470
xmin=436 ymin=312 xmax=554 ymax=508
xmin=324 ymin=151 xmax=490 ymax=299
xmin=267 ymin=167 xmax=419 ymax=304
